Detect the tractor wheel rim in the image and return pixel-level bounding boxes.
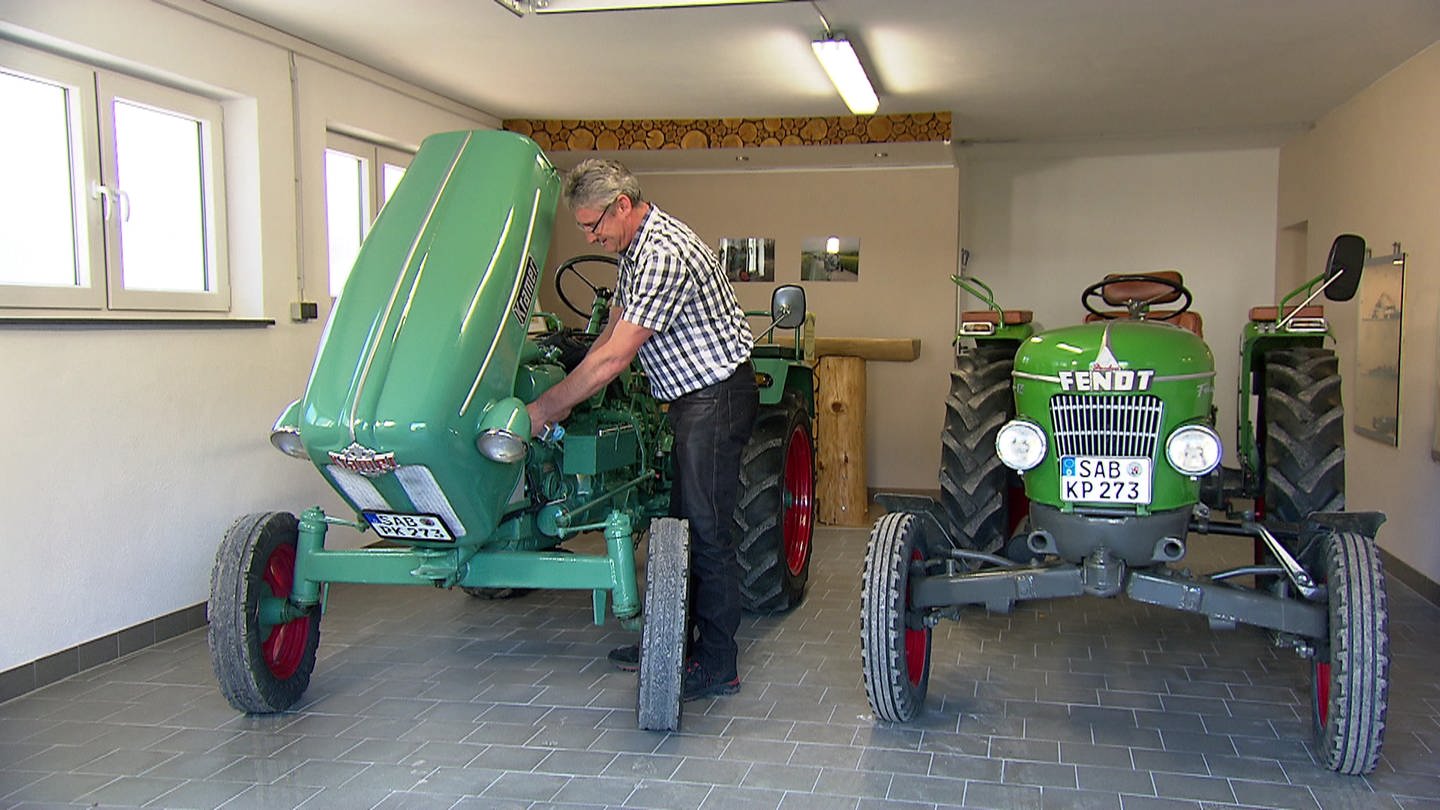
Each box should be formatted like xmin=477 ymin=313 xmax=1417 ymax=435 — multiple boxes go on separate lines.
xmin=904 ymin=547 xmax=929 ymax=686
xmin=1313 ymin=660 xmax=1331 ymax=727
xmin=782 ymin=425 xmax=815 ymax=577
xmin=262 ymin=543 xmax=309 ymax=680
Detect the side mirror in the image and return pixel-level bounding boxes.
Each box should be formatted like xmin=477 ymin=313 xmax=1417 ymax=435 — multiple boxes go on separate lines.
xmin=770 ymin=285 xmax=806 ymax=330
xmin=1323 ymin=233 xmax=1366 ymax=302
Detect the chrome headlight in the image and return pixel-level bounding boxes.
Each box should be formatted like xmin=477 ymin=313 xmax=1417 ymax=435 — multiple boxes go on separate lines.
xmin=1165 ymin=425 xmax=1222 ymax=476
xmin=477 ymin=428 xmax=528 ymax=463
xmin=269 ymin=426 xmax=308 ymax=459
xmin=475 ymin=396 xmax=531 ymax=464
xmin=995 ymin=419 xmax=1047 ymax=471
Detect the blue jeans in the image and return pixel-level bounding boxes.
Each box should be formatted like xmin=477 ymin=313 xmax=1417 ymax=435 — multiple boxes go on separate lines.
xmin=665 ymin=361 xmax=757 ymax=680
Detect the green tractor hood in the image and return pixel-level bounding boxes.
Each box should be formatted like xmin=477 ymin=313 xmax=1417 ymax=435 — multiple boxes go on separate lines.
xmin=285 ymin=130 xmax=561 ymax=543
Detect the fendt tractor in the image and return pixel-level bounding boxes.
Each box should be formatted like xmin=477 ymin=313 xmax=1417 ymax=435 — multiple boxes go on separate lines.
xmin=862 ymin=235 xmax=1390 ymax=774
xmin=206 ymin=130 xmax=818 ymax=732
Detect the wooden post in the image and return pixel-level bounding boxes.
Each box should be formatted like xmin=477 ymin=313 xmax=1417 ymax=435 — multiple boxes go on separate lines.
xmin=816 ymin=355 xmax=869 ymax=526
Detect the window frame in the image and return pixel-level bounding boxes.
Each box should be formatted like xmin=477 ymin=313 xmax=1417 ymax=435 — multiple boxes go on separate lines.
xmin=323 ymin=131 xmax=412 ymax=299
xmin=97 ymin=71 xmax=230 ymax=312
xmin=0 ymin=43 xmax=104 ymax=310
xmin=0 ymin=41 xmax=230 ymax=315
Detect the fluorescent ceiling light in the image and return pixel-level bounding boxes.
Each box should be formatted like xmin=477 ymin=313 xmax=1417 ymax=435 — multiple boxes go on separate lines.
xmin=811 ymin=35 xmax=878 ymax=115
xmin=495 ymin=0 xmax=791 ymax=15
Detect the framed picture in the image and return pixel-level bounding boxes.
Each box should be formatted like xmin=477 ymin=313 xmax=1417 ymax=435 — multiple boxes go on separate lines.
xmin=1355 ymin=252 xmax=1404 ymax=446
xmin=801 ymin=236 xmax=860 ymax=282
xmin=719 ymin=237 xmax=775 ymax=283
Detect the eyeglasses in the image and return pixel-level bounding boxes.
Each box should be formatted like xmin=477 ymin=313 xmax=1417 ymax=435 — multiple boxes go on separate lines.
xmin=580 ymin=199 xmax=616 ymax=235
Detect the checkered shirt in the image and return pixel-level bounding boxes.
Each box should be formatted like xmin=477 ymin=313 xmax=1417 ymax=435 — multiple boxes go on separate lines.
xmin=615 ymin=205 xmax=753 ymax=401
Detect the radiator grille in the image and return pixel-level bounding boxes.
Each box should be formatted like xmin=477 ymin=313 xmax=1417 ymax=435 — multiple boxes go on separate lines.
xmin=1051 ymin=394 xmax=1163 ymax=457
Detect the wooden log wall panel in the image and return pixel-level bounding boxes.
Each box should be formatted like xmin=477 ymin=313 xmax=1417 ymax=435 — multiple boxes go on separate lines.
xmin=503 ymin=112 xmax=951 ymax=151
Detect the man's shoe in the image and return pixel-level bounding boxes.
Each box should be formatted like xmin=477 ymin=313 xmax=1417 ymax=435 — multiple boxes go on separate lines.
xmin=607 ymin=644 xmax=640 ymax=672
xmin=681 ymin=660 xmax=740 ymax=702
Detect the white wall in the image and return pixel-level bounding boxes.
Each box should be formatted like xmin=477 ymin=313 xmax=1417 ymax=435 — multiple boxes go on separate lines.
xmin=1278 ymin=41 xmax=1440 ymax=586
xmin=959 ymin=145 xmax=1281 ymax=451
xmin=0 ymin=0 xmax=493 ymax=672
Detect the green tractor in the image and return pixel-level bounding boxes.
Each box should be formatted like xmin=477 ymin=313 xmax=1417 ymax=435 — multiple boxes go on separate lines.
xmin=862 ymin=235 xmax=1389 ymax=775
xmin=206 ymin=130 xmax=817 ymax=732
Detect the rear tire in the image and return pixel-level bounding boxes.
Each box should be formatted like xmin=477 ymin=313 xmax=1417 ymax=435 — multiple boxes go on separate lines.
xmin=861 ymin=512 xmax=932 ymax=723
xmin=735 ymin=392 xmax=816 ymax=614
xmin=1262 ymin=348 xmax=1344 ymax=522
xmin=940 ymin=346 xmax=1017 ymax=552
xmin=637 ymin=518 xmax=690 ymax=732
xmin=208 ymin=512 xmax=321 ymax=713
xmin=1310 ymin=531 xmax=1389 ymax=774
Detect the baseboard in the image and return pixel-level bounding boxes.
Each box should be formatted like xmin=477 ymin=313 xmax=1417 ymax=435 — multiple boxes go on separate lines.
xmin=0 ymin=602 xmax=207 ymax=705
xmin=1379 ymin=548 xmax=1440 ymax=608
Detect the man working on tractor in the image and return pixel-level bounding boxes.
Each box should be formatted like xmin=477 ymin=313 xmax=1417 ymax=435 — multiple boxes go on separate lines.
xmin=526 ymin=158 xmax=757 ymax=702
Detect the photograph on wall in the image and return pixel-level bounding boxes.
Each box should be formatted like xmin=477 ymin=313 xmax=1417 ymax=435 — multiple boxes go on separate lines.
xmin=1355 ymin=254 xmax=1404 ymax=446
xmin=800 ymin=236 xmax=861 ymax=282
xmin=719 ymin=237 xmax=775 ymax=283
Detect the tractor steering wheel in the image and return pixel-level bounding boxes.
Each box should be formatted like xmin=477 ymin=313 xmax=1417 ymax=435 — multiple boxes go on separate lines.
xmin=554 ymin=253 xmax=619 ymax=320
xmin=1081 ymin=274 xmax=1193 ymax=321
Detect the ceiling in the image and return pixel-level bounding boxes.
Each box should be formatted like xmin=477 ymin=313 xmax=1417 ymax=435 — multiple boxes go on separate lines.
xmin=205 ymin=0 xmax=1440 ymax=160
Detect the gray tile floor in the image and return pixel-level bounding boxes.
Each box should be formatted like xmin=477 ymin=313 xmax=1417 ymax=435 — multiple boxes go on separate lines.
xmin=2 ymin=522 xmax=1438 ymax=810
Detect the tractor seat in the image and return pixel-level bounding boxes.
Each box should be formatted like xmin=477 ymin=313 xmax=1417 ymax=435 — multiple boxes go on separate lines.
xmin=1085 ymin=309 xmax=1204 ymax=337
xmin=1249 ymin=304 xmax=1324 ymax=322
xmin=1100 ymin=270 xmax=1185 ymax=306
xmin=1086 ymin=271 xmax=1202 ymax=337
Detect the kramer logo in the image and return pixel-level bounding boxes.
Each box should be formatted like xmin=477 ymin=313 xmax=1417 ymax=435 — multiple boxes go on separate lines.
xmin=1058 ymin=368 xmax=1156 ymax=392
xmin=329 ymin=442 xmax=397 ymax=477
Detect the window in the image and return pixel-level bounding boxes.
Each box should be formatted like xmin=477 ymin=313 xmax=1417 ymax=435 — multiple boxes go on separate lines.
xmin=0 ymin=42 xmax=229 ymax=313
xmin=323 ymin=132 xmax=411 ymax=298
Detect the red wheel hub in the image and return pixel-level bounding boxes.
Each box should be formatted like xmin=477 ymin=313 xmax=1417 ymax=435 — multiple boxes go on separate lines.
xmin=261 ymin=543 xmax=310 ymax=680
xmin=782 ymin=425 xmax=815 ymax=577
xmin=904 ymin=547 xmax=929 ymax=686
xmin=1313 ymin=660 xmax=1331 ymax=726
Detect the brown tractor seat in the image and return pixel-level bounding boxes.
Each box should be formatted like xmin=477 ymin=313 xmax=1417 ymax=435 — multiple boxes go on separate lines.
xmin=1249 ymin=304 xmax=1324 ymax=322
xmin=1100 ymin=270 xmax=1185 ymax=306
xmin=960 ymin=309 xmax=1033 ymax=326
xmin=1084 ymin=309 xmax=1203 ymax=337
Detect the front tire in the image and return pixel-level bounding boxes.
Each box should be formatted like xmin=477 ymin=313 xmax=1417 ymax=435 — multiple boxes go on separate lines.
xmin=861 ymin=512 xmax=932 ymax=723
xmin=1262 ymin=347 xmax=1344 ymax=522
xmin=637 ymin=517 xmax=690 ymax=732
xmin=940 ymin=346 xmax=1017 ymax=552
xmin=1310 ymin=531 xmax=1389 ymax=774
xmin=208 ymin=512 xmax=321 ymax=713
xmin=735 ymin=392 xmax=816 ymax=614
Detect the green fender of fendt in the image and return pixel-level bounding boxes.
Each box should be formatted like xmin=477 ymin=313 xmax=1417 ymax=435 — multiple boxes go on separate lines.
xmin=297 ymin=130 xmax=560 ymax=547
xmin=1013 ymin=319 xmax=1215 ymax=515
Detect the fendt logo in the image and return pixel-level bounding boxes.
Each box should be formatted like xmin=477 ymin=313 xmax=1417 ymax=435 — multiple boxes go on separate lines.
xmin=1057 ymin=368 xmax=1156 ymax=392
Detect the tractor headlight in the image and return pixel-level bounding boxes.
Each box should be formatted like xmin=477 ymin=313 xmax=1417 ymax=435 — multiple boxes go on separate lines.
xmin=1165 ymin=425 xmax=1221 ymax=476
xmin=996 ymin=419 xmax=1047 ymax=471
xmin=475 ymin=397 xmax=531 ymax=464
xmin=270 ymin=426 xmax=308 ymax=459
xmin=477 ymin=429 xmax=528 ymax=463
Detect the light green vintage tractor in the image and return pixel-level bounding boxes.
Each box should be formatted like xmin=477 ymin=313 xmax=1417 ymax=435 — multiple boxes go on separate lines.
xmin=206 ymin=130 xmax=817 ymax=732
xmin=863 ymin=235 xmax=1389 ymax=774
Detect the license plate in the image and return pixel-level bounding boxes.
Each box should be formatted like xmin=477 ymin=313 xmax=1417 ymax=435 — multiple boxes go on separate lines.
xmin=362 ymin=511 xmax=455 ymax=542
xmin=1060 ymin=456 xmax=1152 ymax=504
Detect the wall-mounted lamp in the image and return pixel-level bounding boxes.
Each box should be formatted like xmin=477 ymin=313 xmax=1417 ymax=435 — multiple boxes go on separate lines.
xmin=495 ymin=0 xmax=789 ymax=16
xmin=811 ymin=34 xmax=878 ymax=115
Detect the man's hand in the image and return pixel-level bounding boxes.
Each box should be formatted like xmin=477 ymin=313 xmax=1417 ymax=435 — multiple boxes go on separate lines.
xmin=526 ymin=398 xmax=572 ymax=438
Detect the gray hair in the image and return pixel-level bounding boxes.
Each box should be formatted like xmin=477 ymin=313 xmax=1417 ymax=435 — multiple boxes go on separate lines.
xmin=563 ymin=158 xmax=645 ymax=211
